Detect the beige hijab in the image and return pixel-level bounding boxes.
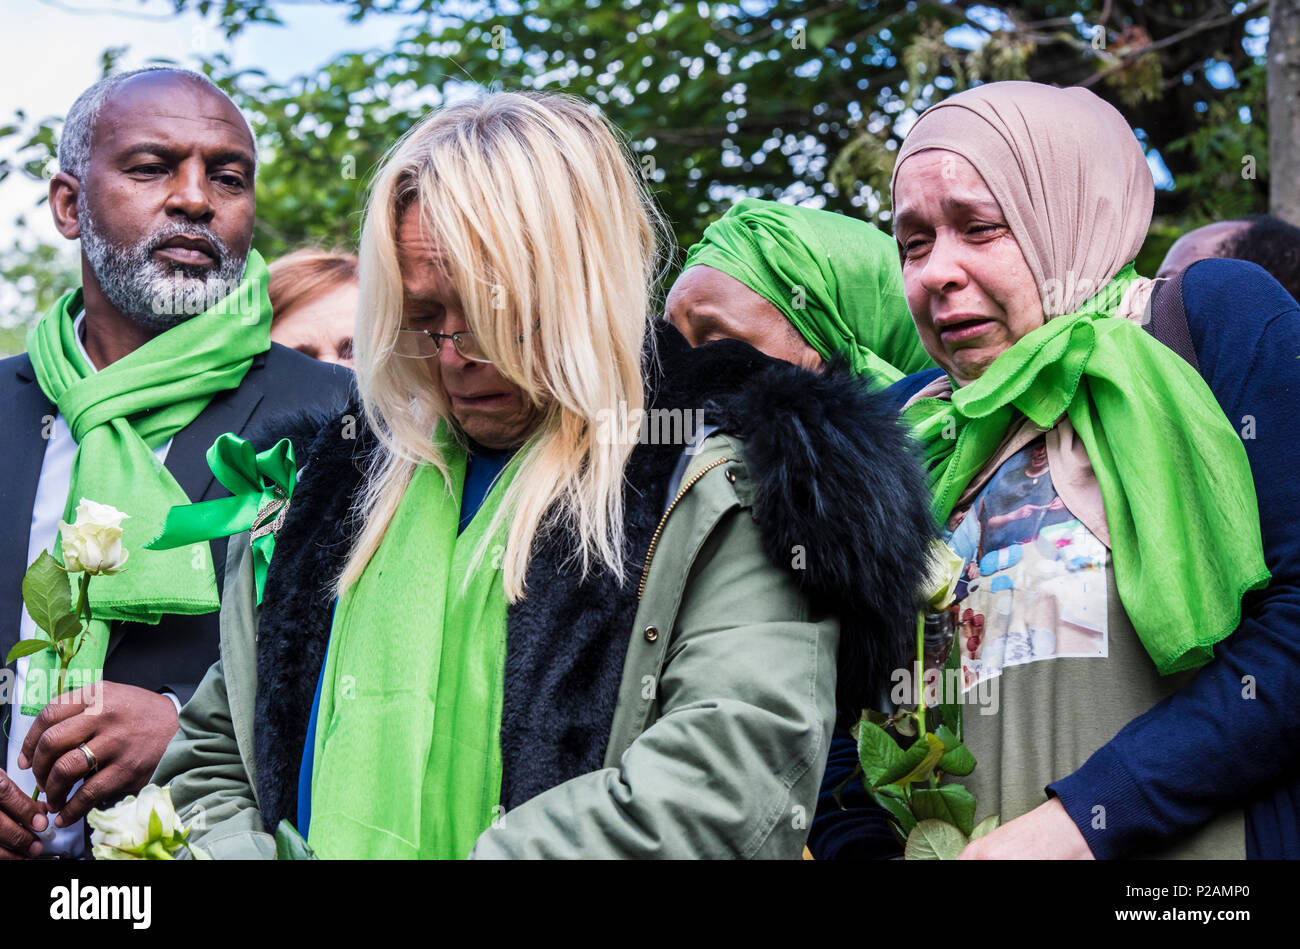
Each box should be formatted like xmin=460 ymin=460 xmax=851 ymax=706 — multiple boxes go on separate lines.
xmin=891 ymin=81 xmax=1163 ymax=542
xmin=890 ymin=81 xmax=1156 ymax=321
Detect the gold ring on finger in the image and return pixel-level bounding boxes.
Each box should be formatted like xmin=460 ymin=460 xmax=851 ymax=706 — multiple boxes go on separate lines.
xmin=78 ymin=742 xmax=98 ymax=775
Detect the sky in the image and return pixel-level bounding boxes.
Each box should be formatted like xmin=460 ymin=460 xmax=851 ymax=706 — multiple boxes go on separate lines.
xmin=0 ymin=0 xmax=420 ymax=252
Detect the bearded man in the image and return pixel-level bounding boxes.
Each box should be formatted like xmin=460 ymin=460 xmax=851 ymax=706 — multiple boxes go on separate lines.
xmin=0 ymin=67 xmax=352 ymax=859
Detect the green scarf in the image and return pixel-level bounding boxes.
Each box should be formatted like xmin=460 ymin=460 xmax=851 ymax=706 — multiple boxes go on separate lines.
xmin=21 ymin=252 xmax=272 ymax=713
xmin=681 ymin=197 xmax=935 ymax=385
xmin=903 ymin=265 xmax=1269 ymax=674
xmin=309 ymin=430 xmax=522 ymax=859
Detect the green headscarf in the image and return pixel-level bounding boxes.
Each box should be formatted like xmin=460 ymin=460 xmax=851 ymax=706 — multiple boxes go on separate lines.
xmin=681 ymin=197 xmax=934 ymax=385
xmin=21 ymin=252 xmax=272 ymax=713
xmin=902 ymin=265 xmax=1269 ymax=675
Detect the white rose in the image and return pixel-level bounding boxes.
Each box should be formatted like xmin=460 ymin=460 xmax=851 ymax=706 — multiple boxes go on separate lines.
xmin=88 ymin=784 xmax=190 ymax=860
xmin=58 ymin=498 xmax=129 ymax=575
xmin=923 ymin=540 xmax=965 ymax=613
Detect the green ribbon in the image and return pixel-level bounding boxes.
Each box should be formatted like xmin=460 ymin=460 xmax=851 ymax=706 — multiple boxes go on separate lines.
xmin=146 ymin=433 xmax=297 ymax=604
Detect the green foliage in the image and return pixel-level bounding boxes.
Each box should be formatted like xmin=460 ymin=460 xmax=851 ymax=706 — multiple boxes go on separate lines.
xmin=5 ymin=638 xmax=55 ymax=663
xmin=934 ymin=723 xmax=975 ymax=776
xmin=970 ymin=814 xmax=1000 ymax=840
xmin=1166 ymin=57 xmax=1270 ymax=222
xmin=857 ymin=702 xmax=989 ymax=858
xmin=8 ymin=551 xmax=80 ymax=665
xmin=0 ymin=0 xmax=1278 ymax=328
xmin=870 ymin=785 xmax=916 ymax=840
xmin=856 ymin=719 xmax=903 ymax=786
xmin=904 ymin=818 xmax=967 ymax=860
xmin=879 ymin=730 xmax=945 ymax=787
xmin=910 ymin=783 xmax=976 ymax=836
xmin=0 ymin=239 xmax=80 ymax=353
xmin=19 ymin=552 xmax=73 ymax=642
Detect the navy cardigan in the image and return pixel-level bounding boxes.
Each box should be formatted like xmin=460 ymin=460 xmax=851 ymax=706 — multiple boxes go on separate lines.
xmin=809 ymin=258 xmax=1300 ymax=859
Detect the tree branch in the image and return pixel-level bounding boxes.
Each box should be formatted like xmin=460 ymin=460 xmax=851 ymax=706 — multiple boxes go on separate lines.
xmin=1078 ymin=0 xmax=1267 ymax=89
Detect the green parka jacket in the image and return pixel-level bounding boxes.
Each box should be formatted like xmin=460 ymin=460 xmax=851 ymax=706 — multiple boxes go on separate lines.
xmin=152 ymin=328 xmax=934 ymax=859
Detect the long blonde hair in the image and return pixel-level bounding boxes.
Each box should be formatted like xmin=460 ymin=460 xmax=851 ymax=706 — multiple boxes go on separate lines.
xmin=339 ymin=91 xmax=670 ymax=601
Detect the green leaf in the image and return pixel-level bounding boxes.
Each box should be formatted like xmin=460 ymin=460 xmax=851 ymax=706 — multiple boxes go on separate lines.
xmin=876 ymin=732 xmax=945 ymax=788
xmin=6 ymin=638 xmax=54 ymax=663
xmin=938 ymin=648 xmax=963 ymax=743
xmin=971 ymin=815 xmax=1000 ymax=840
xmin=934 ymin=724 xmax=977 ymax=776
xmin=910 ymin=784 xmax=977 ymax=837
xmin=51 ymin=614 xmax=82 ymax=643
xmin=856 ymin=720 xmax=903 ymax=786
xmin=938 ymin=697 xmax=961 ymax=741
xmin=21 ymin=552 xmax=74 ymax=639
xmin=940 ymin=784 xmax=978 ymax=837
xmin=147 ymin=809 xmax=162 ymax=842
xmin=904 ymin=819 xmax=969 ymax=860
xmin=807 ymin=24 xmax=837 ymax=50
xmin=869 ymin=788 xmax=917 ymax=838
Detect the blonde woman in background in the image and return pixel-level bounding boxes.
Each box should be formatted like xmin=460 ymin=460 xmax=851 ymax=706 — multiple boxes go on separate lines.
xmin=153 ymin=90 xmax=932 ymax=859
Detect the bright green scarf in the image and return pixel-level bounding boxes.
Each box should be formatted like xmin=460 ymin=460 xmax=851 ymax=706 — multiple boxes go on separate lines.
xmin=21 ymin=252 xmax=272 ymax=713
xmin=681 ymin=197 xmax=935 ymax=386
xmin=903 ymin=265 xmax=1268 ymax=674
xmin=309 ymin=430 xmax=522 ymax=859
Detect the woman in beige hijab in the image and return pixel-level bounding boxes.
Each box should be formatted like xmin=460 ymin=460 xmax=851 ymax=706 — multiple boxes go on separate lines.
xmin=885 ymin=81 xmax=1270 ymax=859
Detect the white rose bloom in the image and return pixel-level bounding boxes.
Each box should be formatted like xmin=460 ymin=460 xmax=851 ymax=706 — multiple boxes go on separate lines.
xmin=923 ymin=540 xmax=965 ymax=613
xmin=58 ymin=498 xmax=129 ymax=575
xmin=88 ymin=784 xmax=190 ymax=860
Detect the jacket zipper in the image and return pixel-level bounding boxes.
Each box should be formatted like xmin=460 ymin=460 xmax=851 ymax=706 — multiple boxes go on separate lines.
xmin=637 ymin=456 xmax=733 ymax=600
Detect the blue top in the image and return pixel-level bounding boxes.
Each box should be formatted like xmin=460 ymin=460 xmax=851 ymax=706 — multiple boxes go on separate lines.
xmin=295 ymin=444 xmax=516 ymax=840
xmin=809 ymin=259 xmax=1300 ymax=859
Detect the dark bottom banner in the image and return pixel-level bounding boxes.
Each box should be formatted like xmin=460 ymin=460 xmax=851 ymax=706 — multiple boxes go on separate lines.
xmin=8 ymin=857 xmax=1279 ymax=937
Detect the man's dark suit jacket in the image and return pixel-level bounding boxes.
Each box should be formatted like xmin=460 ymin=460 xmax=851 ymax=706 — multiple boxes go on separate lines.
xmin=0 ymin=342 xmax=353 ymax=762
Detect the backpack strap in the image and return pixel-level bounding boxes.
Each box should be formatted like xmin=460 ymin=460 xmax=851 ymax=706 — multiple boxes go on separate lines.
xmin=1144 ymin=269 xmax=1200 ymax=372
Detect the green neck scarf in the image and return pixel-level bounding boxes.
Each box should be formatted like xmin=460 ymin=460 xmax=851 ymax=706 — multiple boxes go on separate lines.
xmin=681 ymin=197 xmax=935 ymax=386
xmin=903 ymin=265 xmax=1268 ymax=674
xmin=309 ymin=430 xmax=523 ymax=859
xmin=21 ymin=252 xmax=272 ymax=713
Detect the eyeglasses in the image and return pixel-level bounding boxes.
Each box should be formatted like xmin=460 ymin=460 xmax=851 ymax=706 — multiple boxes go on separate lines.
xmin=398 ymin=321 xmax=541 ymax=363
xmin=398 ymin=328 xmax=491 ymax=363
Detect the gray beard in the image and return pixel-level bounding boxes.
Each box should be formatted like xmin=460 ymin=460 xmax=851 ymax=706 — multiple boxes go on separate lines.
xmin=78 ymin=203 xmax=248 ymax=332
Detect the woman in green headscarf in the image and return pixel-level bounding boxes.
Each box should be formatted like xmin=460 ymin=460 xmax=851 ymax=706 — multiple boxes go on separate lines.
xmin=666 ymin=197 xmax=935 ymax=386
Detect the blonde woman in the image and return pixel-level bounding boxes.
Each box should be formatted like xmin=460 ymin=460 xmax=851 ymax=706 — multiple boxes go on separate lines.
xmin=153 ymin=91 xmax=933 ymax=859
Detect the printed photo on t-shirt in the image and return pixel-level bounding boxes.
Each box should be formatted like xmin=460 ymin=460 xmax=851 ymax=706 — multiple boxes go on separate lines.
xmin=944 ymin=438 xmax=1108 ymax=692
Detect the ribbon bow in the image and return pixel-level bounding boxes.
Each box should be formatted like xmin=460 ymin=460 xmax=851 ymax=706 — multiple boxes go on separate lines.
xmin=147 ymin=433 xmax=297 ymax=604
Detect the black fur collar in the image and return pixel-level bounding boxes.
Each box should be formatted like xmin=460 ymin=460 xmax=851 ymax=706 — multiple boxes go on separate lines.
xmin=247 ymin=322 xmax=934 ymax=826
